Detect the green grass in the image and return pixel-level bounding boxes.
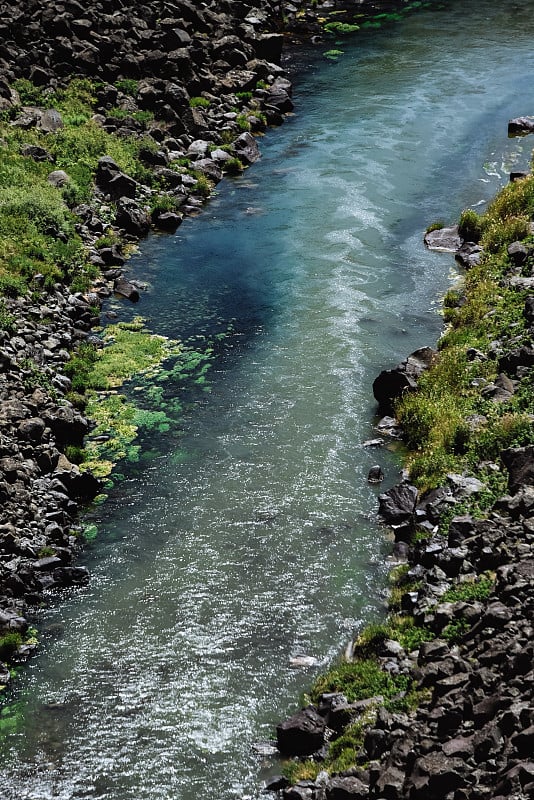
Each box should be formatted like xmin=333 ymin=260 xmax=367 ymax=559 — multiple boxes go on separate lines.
xmin=441 ymin=573 xmax=494 ymax=603
xmin=0 ymin=78 xmax=162 ymax=296
xmin=396 ymin=173 xmax=534 ymax=491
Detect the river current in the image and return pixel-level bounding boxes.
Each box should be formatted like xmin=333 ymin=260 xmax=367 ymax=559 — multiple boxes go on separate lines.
xmin=2 ymin=2 xmax=534 ymax=798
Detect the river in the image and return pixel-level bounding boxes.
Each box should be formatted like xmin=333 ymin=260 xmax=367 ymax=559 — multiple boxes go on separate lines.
xmin=1 ymin=1 xmax=534 ymax=798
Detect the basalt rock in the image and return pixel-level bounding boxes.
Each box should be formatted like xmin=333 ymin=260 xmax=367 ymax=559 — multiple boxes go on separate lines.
xmin=508 ymin=116 xmax=534 ymax=135
xmin=373 ymin=347 xmax=436 ymax=413
xmin=276 ymin=705 xmax=326 ymax=756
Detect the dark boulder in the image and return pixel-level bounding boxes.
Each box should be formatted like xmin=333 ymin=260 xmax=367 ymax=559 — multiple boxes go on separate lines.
xmin=372 ymin=369 xmax=416 ymax=414
xmin=378 ymin=483 xmax=418 ymax=525
xmin=507 ymin=240 xmax=530 ymax=267
xmin=113 ymin=277 xmax=140 ymax=302
xmin=325 ymin=776 xmax=368 ymax=800
xmin=95 ymin=156 xmax=136 ymax=199
xmin=501 ymin=444 xmax=534 ymax=494
xmin=233 ymin=131 xmax=260 ymax=165
xmin=42 ymin=407 xmax=88 ymax=446
xmin=276 ymin=705 xmax=326 ymax=756
xmin=508 ymin=116 xmax=534 ymax=135
xmin=115 ymin=198 xmax=150 ymax=237
xmin=367 ymin=465 xmax=384 ymax=483
xmin=20 ymin=144 xmax=53 ymax=162
xmin=524 ymin=295 xmax=534 ymax=324
xmin=152 ymin=211 xmax=182 ymax=231
xmin=455 ymin=241 xmax=483 ymax=269
xmin=373 ymin=347 xmax=435 ymax=413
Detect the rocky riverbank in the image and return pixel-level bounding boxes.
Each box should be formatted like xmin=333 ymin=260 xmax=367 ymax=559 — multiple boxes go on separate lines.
xmin=269 ymin=141 xmax=534 ymax=797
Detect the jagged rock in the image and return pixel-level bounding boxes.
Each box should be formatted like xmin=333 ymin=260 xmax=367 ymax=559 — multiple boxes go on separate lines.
xmin=508 ymin=116 xmax=534 ymax=135
xmin=455 ymin=241 xmax=483 ymax=268
xmin=233 ymin=131 xmax=261 ymax=164
xmin=501 ymin=444 xmax=534 ymax=493
xmin=424 ymin=225 xmax=462 ymax=251
xmin=113 ymin=277 xmax=140 ymax=302
xmin=115 ymin=198 xmax=150 ymax=237
xmin=325 ymin=776 xmax=368 ymax=799
xmin=378 ymin=483 xmax=418 ymax=525
xmin=20 ymin=144 xmax=53 ymax=162
xmin=367 ymin=465 xmax=384 ymax=483
xmin=373 ymin=347 xmax=435 ymax=413
xmin=508 ymin=240 xmax=530 ymax=266
xmin=276 ymin=705 xmax=326 ymax=756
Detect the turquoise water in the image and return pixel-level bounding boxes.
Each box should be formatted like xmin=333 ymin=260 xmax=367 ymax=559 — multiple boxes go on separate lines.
xmin=2 ymin=2 xmax=534 ymax=798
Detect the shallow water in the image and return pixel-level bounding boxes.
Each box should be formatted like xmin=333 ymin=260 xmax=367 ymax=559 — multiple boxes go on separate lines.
xmin=2 ymin=2 xmax=534 ymax=798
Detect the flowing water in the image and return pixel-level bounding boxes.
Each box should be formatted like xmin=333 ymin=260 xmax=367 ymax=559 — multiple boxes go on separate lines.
xmin=2 ymin=2 xmax=534 ymax=798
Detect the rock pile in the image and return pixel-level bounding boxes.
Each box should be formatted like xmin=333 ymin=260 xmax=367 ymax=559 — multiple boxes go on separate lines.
xmin=270 ymin=461 xmax=534 ymax=799
xmin=0 ymin=288 xmax=103 ymax=672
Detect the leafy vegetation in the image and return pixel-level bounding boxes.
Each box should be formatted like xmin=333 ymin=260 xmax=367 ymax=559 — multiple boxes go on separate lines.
xmin=396 ymin=173 xmax=534 ymax=491
xmin=0 ymin=633 xmax=23 ymax=662
xmin=441 ymin=573 xmax=494 ymax=603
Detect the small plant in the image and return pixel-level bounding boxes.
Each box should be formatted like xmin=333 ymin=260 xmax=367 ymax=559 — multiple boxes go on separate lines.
xmin=282 ymin=760 xmax=321 ymax=784
xmin=0 ymin=300 xmax=16 ymax=333
xmin=441 ymin=574 xmax=495 ymax=603
xmin=426 ymin=220 xmax=445 ymax=233
xmin=115 ymin=79 xmax=139 ymax=97
xmin=458 ymin=208 xmax=483 ymax=242
xmin=324 ymin=49 xmax=345 ymax=60
xmin=191 ymin=172 xmax=213 ymax=198
xmin=0 ymin=633 xmax=23 ymax=662
xmin=189 ymin=96 xmax=210 ymax=109
xmin=442 ymin=617 xmax=470 ymax=642
xmin=324 ymin=21 xmax=360 ymax=34
xmin=235 ymin=113 xmax=251 ymax=132
xmin=223 ymin=157 xmax=245 ymax=175
xmin=38 ymin=546 xmax=56 ymax=558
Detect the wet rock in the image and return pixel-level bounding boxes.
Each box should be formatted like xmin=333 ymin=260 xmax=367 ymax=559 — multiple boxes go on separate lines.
xmin=113 ymin=277 xmax=140 ymax=302
xmin=424 ymin=225 xmax=462 ymax=251
xmin=373 ymin=347 xmax=435 ymax=413
xmin=508 ymin=116 xmax=534 ymax=135
xmin=367 ymin=465 xmax=384 ymax=483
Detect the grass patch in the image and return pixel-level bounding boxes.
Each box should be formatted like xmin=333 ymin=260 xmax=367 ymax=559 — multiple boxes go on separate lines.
xmin=441 ymin=573 xmax=495 ymax=603
xmin=396 ymin=173 xmax=534 ymax=491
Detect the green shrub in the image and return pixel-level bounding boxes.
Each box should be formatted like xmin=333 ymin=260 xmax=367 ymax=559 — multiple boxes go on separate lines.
xmin=189 ymin=96 xmax=210 ymax=108
xmin=311 ymin=657 xmax=411 ymax=705
xmin=115 ymin=79 xmax=139 ymax=97
xmin=12 ymin=79 xmax=48 ymax=107
xmin=458 ymin=208 xmax=482 ymax=242
xmin=223 ymin=157 xmax=245 ymax=175
xmin=0 ymin=633 xmax=23 ymax=661
xmin=442 ymin=574 xmax=494 ymax=603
